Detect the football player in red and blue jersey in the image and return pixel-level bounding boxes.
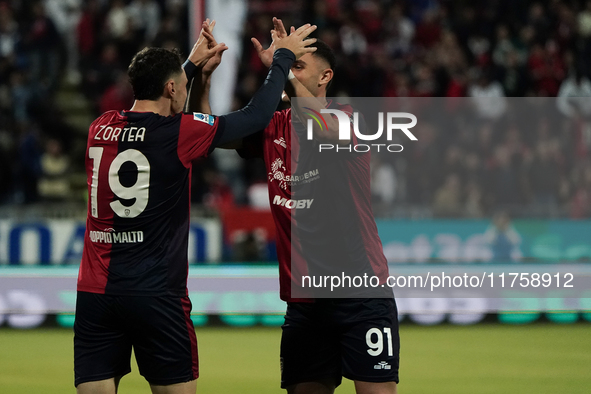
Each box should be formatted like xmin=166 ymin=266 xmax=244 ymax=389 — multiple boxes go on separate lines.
xmin=74 ymin=20 xmax=318 ymax=394
xmin=224 ymin=19 xmax=400 ymax=394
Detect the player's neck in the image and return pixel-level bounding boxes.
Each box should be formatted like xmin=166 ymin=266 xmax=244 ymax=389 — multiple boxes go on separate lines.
xmin=315 ymin=93 xmax=328 ymax=107
xmin=129 ymin=98 xmax=173 ymax=117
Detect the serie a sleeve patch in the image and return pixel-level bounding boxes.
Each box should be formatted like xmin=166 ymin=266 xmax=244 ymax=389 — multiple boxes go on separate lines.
xmin=193 ymin=112 xmax=214 ymax=126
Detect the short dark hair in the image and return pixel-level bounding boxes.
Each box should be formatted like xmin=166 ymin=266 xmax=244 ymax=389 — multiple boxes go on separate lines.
xmin=128 ymin=47 xmax=183 ymax=100
xmin=309 ymin=40 xmax=336 ymax=90
xmin=310 ymin=40 xmax=336 ymax=71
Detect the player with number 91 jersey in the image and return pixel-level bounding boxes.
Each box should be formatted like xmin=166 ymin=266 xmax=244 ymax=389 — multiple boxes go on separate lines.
xmin=78 ymin=109 xmax=219 ymax=296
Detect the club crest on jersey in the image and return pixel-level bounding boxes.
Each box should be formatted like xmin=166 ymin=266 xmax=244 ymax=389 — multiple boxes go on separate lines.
xmin=269 ymin=158 xmax=288 ymax=190
xmin=268 ymin=158 xmax=320 ymax=190
xmin=193 ymin=112 xmax=214 ymax=126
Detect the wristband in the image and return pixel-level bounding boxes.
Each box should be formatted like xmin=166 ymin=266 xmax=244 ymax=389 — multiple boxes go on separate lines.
xmin=288 ymin=70 xmax=296 ymax=80
xmin=182 ymin=59 xmax=198 ymax=80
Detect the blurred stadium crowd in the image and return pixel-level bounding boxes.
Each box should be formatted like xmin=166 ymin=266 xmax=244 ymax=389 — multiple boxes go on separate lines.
xmin=1 ymin=0 xmax=591 ymax=219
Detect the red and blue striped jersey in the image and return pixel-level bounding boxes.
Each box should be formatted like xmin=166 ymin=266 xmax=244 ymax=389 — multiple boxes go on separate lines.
xmin=242 ymin=101 xmax=389 ymax=301
xmin=78 ymin=110 xmax=220 ymax=296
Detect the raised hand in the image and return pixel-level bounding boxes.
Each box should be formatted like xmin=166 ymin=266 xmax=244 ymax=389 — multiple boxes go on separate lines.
xmin=251 ymin=17 xmax=289 ymax=68
xmin=273 ymin=23 xmax=317 ymax=60
xmin=201 ymin=20 xmax=228 ymax=77
xmin=188 ymin=19 xmax=227 ymax=68
xmin=273 ymin=17 xmax=289 ymax=38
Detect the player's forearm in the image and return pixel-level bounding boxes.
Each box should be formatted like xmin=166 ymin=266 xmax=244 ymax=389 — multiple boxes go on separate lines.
xmin=183 ymin=60 xmax=212 ymax=114
xmin=183 ymin=60 xmax=198 ymax=84
xmin=288 ymin=78 xmax=344 ymax=143
xmin=200 ymin=75 xmax=213 ymax=114
xmin=214 ymin=48 xmax=295 ymax=146
xmin=187 ymin=74 xmax=213 ymax=114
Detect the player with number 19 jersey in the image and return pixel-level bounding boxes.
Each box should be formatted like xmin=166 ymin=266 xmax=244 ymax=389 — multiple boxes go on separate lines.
xmin=78 ymin=109 xmax=220 ymax=296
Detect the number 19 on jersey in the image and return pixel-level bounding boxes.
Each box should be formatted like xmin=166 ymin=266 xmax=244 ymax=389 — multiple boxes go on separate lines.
xmin=89 ymin=147 xmax=151 ymax=219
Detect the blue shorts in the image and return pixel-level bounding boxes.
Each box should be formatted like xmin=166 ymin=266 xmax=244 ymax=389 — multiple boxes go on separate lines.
xmin=74 ymin=291 xmax=198 ymax=387
xmin=280 ymin=298 xmax=400 ymax=388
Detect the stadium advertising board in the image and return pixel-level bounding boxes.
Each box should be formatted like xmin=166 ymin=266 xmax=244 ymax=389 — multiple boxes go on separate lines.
xmin=376 ymin=219 xmax=591 ymax=263
xmin=0 ymin=218 xmax=222 ymax=265
xmin=0 ymin=265 xmax=589 ymax=329
xmin=0 ymin=218 xmax=589 ymax=328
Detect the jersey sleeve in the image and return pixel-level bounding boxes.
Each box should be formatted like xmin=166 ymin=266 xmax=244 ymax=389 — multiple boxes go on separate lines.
xmin=236 ymin=109 xmax=287 ymax=159
xmin=177 ymin=112 xmax=223 ymax=166
xmin=237 ymin=131 xmax=264 ymax=159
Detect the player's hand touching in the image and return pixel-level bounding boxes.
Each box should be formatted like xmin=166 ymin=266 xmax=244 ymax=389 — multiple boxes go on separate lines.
xmin=273 ymin=23 xmax=317 ymax=59
xmin=185 ymin=19 xmax=227 ymax=114
xmin=188 ymin=19 xmax=227 ymax=68
xmin=251 ymin=17 xmax=289 ymax=68
xmin=200 ymin=20 xmax=228 ymax=77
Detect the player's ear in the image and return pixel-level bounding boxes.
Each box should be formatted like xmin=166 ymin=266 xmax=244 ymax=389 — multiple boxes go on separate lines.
xmin=163 ymin=79 xmax=175 ymax=98
xmin=162 ymin=80 xmax=171 ymax=98
xmin=319 ymin=68 xmax=333 ymax=87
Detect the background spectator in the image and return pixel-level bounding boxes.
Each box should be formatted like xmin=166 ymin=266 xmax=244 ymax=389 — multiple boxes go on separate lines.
xmin=38 ymin=138 xmax=70 ymax=201
xmin=484 ymin=211 xmax=523 ymax=261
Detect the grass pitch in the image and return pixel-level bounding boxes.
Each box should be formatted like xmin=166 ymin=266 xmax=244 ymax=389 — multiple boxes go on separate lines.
xmin=0 ymin=323 xmax=589 ymax=394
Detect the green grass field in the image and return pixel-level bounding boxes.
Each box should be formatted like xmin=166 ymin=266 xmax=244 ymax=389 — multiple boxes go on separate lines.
xmin=0 ymin=324 xmax=590 ymax=394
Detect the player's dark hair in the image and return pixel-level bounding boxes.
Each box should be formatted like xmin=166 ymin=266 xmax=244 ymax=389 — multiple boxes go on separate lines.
xmin=309 ymin=40 xmax=336 ymax=90
xmin=128 ymin=47 xmax=183 ymax=101
xmin=310 ymin=40 xmax=336 ymax=71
